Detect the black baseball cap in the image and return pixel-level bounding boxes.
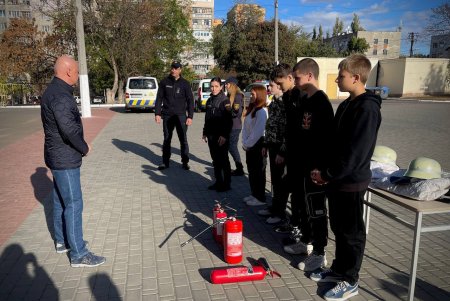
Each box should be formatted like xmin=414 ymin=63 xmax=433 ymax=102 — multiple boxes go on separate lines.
xmin=225 ymin=77 xmax=238 ymax=85
xmin=171 ymin=61 xmax=182 ymax=69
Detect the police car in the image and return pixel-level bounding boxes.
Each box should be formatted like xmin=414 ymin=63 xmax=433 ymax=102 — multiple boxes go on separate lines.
xmin=125 ymin=76 xmax=159 ymax=111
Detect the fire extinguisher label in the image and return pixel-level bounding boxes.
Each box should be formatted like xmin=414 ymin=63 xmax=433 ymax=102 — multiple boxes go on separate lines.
xmin=226 ymin=267 xmax=249 ymax=277
xmin=227 ymin=232 xmax=242 ymax=256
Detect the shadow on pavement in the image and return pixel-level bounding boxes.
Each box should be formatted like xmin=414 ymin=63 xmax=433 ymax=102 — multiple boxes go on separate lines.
xmin=111 ymin=137 xmax=299 ymax=275
xmin=30 ymin=167 xmax=54 ymax=239
xmin=89 ymin=272 xmax=122 ymax=301
xmin=0 ymin=244 xmax=58 ymax=300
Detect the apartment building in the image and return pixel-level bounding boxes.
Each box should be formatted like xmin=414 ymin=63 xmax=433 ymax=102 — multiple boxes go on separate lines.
xmin=324 ymin=30 xmax=402 ymax=59
xmin=0 ymin=0 xmax=52 ymax=35
xmin=227 ymin=3 xmax=265 ymax=26
xmin=430 ymin=34 xmax=450 ymax=58
xmin=189 ymin=0 xmax=215 ymax=77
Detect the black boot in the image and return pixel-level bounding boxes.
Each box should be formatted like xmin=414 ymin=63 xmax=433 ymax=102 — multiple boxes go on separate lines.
xmin=231 ymin=162 xmax=244 ymax=176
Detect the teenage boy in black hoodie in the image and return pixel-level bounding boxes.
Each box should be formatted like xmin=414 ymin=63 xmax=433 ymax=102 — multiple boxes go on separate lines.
xmin=282 ymin=58 xmax=334 ymax=273
xmin=310 ymin=54 xmax=382 ymax=301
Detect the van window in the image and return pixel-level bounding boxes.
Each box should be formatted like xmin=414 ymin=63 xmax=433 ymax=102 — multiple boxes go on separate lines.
xmin=129 ymin=78 xmax=156 ymax=90
xmin=202 ymin=82 xmax=211 ymax=93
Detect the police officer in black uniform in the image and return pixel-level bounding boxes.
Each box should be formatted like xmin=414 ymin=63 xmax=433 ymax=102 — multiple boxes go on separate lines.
xmin=155 ymin=61 xmax=194 ymax=170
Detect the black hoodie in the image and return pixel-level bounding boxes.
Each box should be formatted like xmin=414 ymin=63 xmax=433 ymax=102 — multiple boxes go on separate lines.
xmin=321 ymin=91 xmax=382 ymax=191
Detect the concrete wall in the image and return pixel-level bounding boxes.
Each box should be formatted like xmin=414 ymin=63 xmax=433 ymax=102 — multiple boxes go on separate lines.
xmin=377 ymin=59 xmax=406 ymax=96
xmin=298 ymin=57 xmax=450 ymax=98
xmin=297 ymin=57 xmax=379 ymax=100
xmin=378 ymin=58 xmax=450 ymax=96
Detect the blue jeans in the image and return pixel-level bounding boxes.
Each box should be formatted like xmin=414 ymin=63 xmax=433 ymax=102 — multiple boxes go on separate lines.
xmin=228 ymin=128 xmax=242 ymax=164
xmin=52 ymin=168 xmax=88 ymax=260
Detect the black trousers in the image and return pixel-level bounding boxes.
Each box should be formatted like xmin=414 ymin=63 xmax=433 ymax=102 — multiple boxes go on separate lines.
xmin=245 ymin=138 xmax=266 ymax=202
xmin=207 ymin=135 xmax=231 ymax=186
xmin=268 ymin=144 xmax=289 ymax=218
xmin=162 ymin=115 xmax=189 ymax=164
xmin=290 ymin=175 xmax=328 ymax=253
xmin=328 ymin=189 xmax=366 ymax=285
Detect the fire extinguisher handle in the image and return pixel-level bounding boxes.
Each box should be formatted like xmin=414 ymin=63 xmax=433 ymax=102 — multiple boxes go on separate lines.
xmin=257 ymin=257 xmax=281 ymax=278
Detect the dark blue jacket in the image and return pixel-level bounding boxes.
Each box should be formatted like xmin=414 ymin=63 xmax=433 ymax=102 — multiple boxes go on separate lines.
xmin=41 ymin=77 xmax=89 ymax=170
xmin=155 ymin=75 xmax=194 ymax=118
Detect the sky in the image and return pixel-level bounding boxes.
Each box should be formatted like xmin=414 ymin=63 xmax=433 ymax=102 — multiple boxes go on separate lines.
xmin=213 ymin=0 xmax=447 ymax=56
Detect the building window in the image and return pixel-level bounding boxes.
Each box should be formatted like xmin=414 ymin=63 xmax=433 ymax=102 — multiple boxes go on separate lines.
xmin=0 ymin=10 xmax=5 ymax=17
xmin=373 ymin=38 xmax=378 ymax=44
xmin=0 ymin=23 xmax=7 ymax=30
xmin=384 ymin=39 xmax=388 ymax=44
xmin=9 ymin=11 xmax=21 ymax=17
xmin=383 ymin=49 xmax=388 ymax=55
xmin=433 ymin=43 xmax=438 ymax=48
xmin=373 ymin=49 xmax=377 ymax=55
xmin=22 ymin=11 xmax=31 ymax=18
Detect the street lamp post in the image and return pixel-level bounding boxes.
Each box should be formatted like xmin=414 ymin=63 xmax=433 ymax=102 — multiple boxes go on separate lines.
xmin=274 ymin=0 xmax=279 ymax=65
xmin=75 ymin=0 xmax=91 ymax=118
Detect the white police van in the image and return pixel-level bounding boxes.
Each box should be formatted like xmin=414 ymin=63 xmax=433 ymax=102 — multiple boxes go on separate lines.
xmin=125 ymin=76 xmax=159 ymax=111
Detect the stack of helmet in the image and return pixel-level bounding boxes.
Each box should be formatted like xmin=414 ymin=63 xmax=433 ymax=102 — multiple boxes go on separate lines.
xmin=370 ymin=145 xmax=399 ymax=179
xmin=403 ymin=157 xmax=442 ymax=180
xmin=373 ymin=155 xmax=449 ymax=201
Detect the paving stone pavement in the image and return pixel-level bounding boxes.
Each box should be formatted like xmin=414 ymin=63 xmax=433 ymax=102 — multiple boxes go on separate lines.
xmin=0 ymin=100 xmax=449 ymax=301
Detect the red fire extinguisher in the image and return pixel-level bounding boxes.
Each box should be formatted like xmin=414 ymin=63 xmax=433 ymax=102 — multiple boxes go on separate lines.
xmin=212 ymin=203 xmax=221 ymax=239
xmin=210 ymin=258 xmax=281 ymax=284
xmin=214 ymin=209 xmax=227 ymax=244
xmin=223 ymin=217 xmax=243 ymax=264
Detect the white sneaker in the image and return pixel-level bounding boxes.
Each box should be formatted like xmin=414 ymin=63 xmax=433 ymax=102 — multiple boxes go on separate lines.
xmin=246 ymin=198 xmax=266 ymax=206
xmin=284 ymin=241 xmax=313 ymax=255
xmin=243 ymin=195 xmax=256 ymax=202
xmin=266 ymin=216 xmax=282 ymax=224
xmin=298 ymin=251 xmax=327 ymax=271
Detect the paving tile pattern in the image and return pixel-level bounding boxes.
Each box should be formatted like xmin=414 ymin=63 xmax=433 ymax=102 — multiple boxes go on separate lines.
xmin=0 ymin=101 xmax=449 ymax=301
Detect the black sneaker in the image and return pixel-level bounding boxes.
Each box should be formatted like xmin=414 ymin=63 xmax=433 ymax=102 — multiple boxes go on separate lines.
xmin=282 ymin=226 xmax=302 ymax=245
xmin=273 ymin=222 xmax=292 ymax=234
xmin=71 ymin=252 xmax=106 ymax=268
xmin=158 ymin=164 xmax=169 ymax=170
xmin=182 ymin=163 xmax=190 ymax=170
xmin=231 ymin=169 xmax=244 ymax=176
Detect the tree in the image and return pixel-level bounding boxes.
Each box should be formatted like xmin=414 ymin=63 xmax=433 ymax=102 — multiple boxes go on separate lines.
xmin=312 ymin=26 xmax=317 ymax=40
xmin=0 ymin=18 xmax=55 ymax=97
xmin=40 ymin=0 xmax=194 ymax=103
xmin=346 ymin=36 xmax=370 ymax=55
xmin=350 ymin=13 xmax=364 ymax=33
xmin=318 ymin=25 xmax=324 ymax=41
xmin=425 ymin=3 xmax=450 ymax=34
xmin=332 ymin=17 xmax=344 ymax=37
xmin=212 ymin=19 xmax=302 ymax=85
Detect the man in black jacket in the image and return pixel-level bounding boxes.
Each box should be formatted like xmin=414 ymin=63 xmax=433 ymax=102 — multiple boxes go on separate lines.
xmin=154 ymin=61 xmax=194 ymax=170
xmin=41 ymin=55 xmax=105 ymax=267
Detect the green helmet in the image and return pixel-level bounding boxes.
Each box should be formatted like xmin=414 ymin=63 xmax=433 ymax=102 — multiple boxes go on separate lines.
xmin=371 ymin=145 xmax=397 ymax=165
xmin=404 ymin=157 xmax=442 ymax=180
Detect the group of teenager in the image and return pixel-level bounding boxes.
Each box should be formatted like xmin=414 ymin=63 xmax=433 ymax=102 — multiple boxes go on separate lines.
xmin=202 ymin=54 xmax=382 ymax=301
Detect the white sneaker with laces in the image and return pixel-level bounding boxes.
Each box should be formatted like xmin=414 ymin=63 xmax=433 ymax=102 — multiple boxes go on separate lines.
xmin=246 ymin=198 xmax=266 ymax=206
xmin=284 ymin=241 xmax=313 ymax=255
xmin=266 ymin=216 xmax=282 ymax=224
xmin=298 ymin=251 xmax=327 ymax=271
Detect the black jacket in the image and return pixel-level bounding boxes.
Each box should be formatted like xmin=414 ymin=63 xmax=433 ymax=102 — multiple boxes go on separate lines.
xmin=155 ymin=75 xmax=194 ymax=118
xmin=41 ymin=77 xmax=89 ymax=170
xmin=286 ymin=90 xmax=334 ymax=173
xmin=322 ymin=91 xmax=382 ymax=191
xmin=203 ymin=91 xmax=232 ymax=138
